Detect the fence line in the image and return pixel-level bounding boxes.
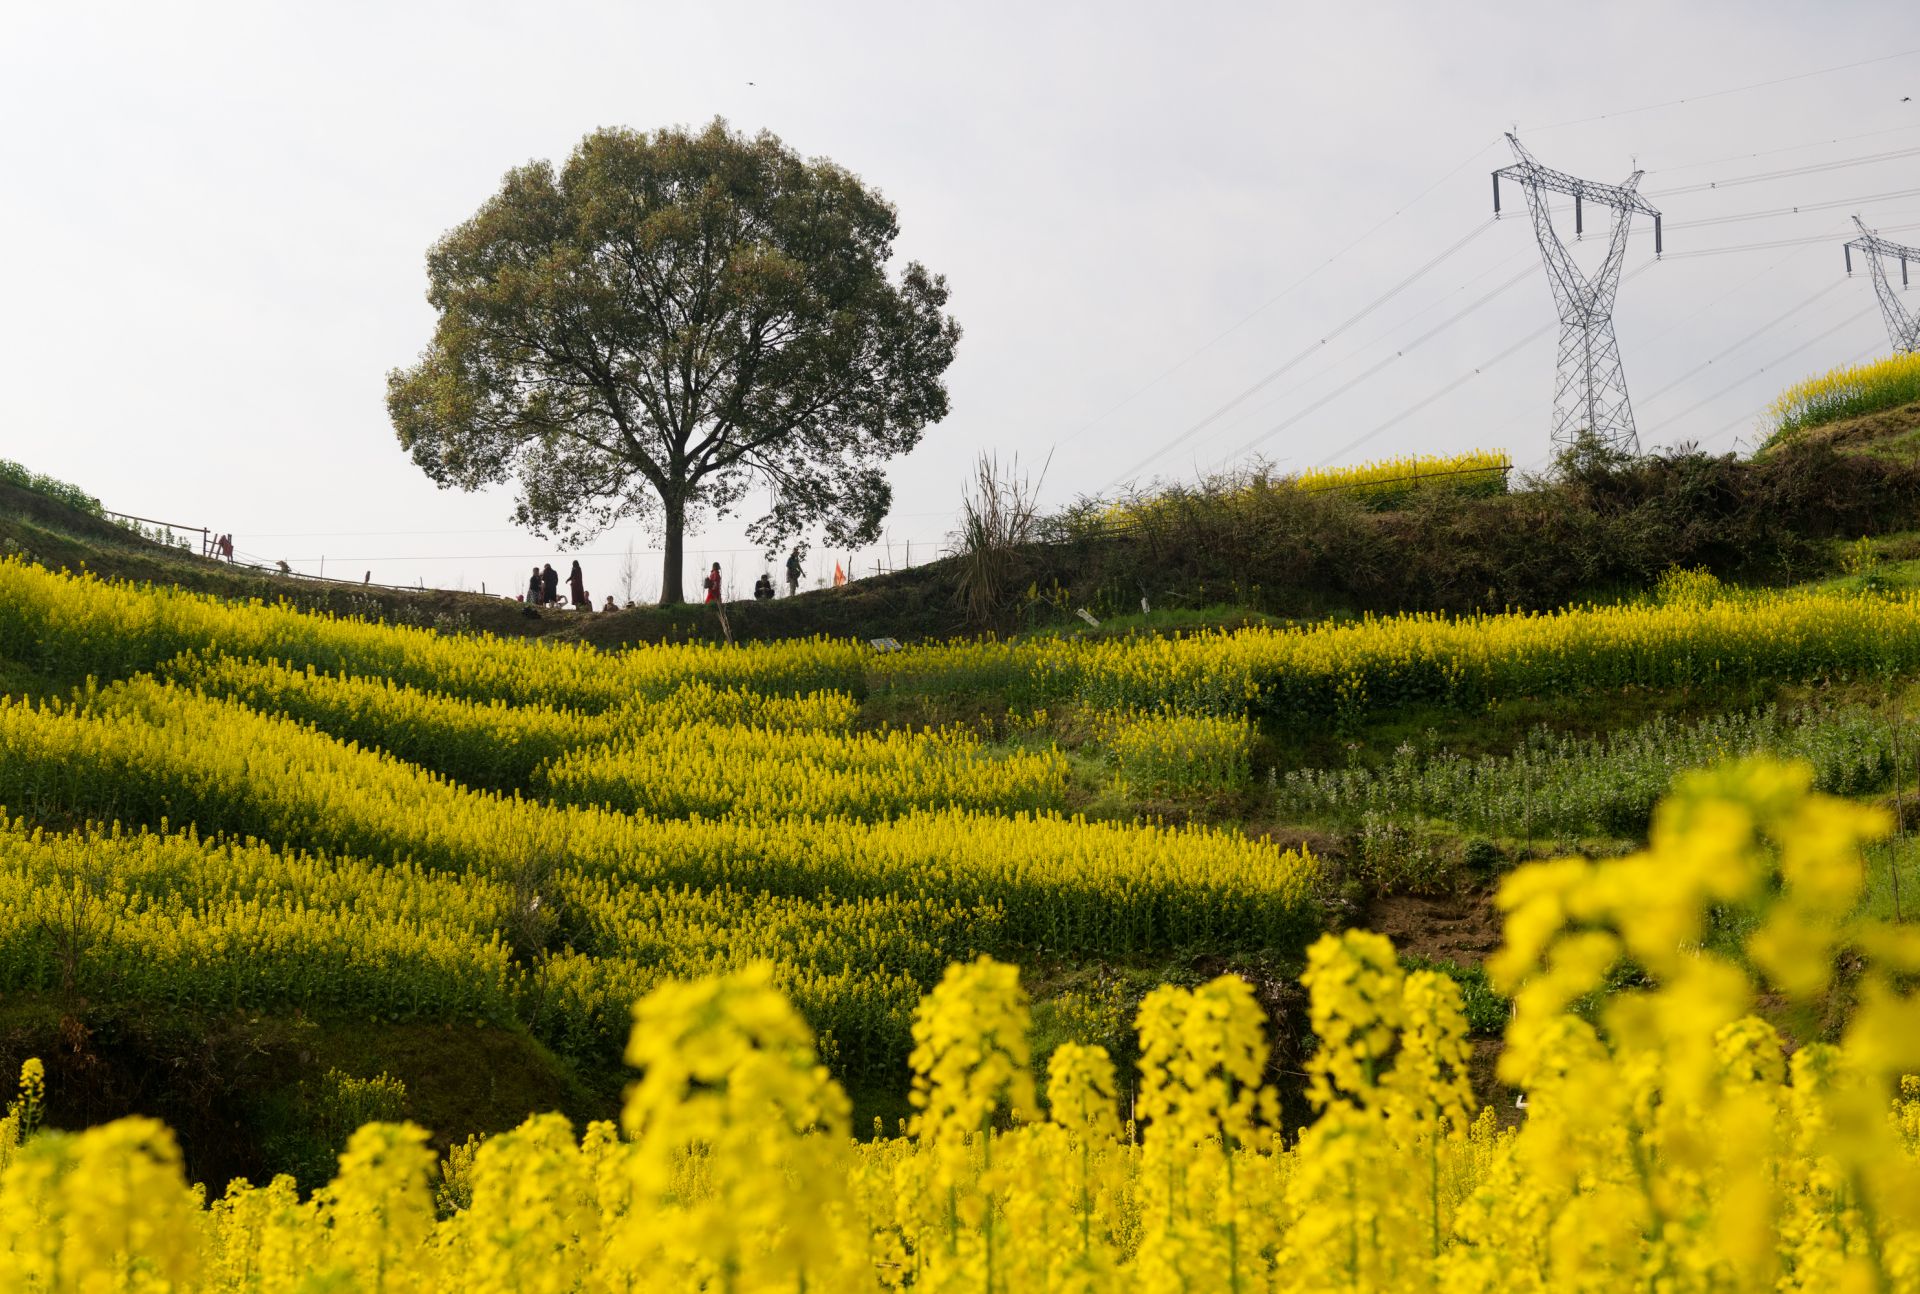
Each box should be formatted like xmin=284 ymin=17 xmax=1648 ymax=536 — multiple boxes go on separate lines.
xmin=221 ymin=557 xmax=446 ymax=596
xmin=101 ymin=506 xmax=450 ymax=596
xmin=101 ymin=509 xmax=212 ymax=556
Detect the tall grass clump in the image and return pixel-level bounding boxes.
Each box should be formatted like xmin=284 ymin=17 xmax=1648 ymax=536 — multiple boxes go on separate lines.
xmin=953 ymin=452 xmax=1047 ymax=626
xmin=1766 ymin=352 xmax=1920 ymax=438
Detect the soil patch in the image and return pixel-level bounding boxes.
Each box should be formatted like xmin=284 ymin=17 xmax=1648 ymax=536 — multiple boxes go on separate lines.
xmin=1364 ymin=889 xmax=1502 ymax=967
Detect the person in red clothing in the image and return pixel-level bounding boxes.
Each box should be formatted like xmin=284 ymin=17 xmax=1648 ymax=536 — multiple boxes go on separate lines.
xmin=703 ymin=562 xmax=723 ymax=604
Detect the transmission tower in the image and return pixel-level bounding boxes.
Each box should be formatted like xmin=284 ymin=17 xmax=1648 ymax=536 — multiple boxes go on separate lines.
xmin=1844 ymin=216 xmax=1920 ymax=354
xmin=1493 ymin=133 xmax=1663 ymax=455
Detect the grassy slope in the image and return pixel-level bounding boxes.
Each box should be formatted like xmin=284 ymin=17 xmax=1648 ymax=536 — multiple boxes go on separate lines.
xmin=0 ymin=477 xmax=975 ymax=647
xmin=1769 ymin=398 xmax=1920 ymax=462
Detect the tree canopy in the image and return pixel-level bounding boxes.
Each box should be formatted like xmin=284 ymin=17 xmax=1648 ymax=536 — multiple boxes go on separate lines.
xmin=387 ymin=120 xmax=960 ymax=603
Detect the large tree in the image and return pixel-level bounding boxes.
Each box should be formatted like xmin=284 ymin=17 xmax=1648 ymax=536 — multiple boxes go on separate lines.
xmin=387 ymin=120 xmax=960 ymax=603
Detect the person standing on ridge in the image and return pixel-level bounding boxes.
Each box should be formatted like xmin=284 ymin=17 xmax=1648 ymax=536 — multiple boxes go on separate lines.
xmin=527 ymin=566 xmax=542 ymax=605
xmin=703 ymin=562 xmax=723 ymax=604
xmin=541 ymin=563 xmax=559 ymax=607
xmin=785 ymin=548 xmax=803 ymax=597
xmin=568 ymin=560 xmax=587 ymax=609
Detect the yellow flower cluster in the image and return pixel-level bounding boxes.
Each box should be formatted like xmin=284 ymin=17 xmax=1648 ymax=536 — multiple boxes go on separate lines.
xmin=0 ymin=816 xmax=518 ymax=1018
xmin=1293 ymin=447 xmax=1511 ymax=499
xmin=0 ymin=659 xmax=1312 ymax=1082
xmin=539 ymin=721 xmax=1067 ymax=819
xmin=166 ymin=651 xmax=1057 ymax=818
xmin=7 ymin=760 xmax=1918 ymax=1291
xmin=1101 ymin=450 xmax=1510 ymax=531
xmin=1767 ymin=351 xmax=1920 ymax=437
xmin=170 ymin=654 xmax=857 ymax=791
xmin=0 ymin=1061 xmax=40 ymax=1175
xmin=0 ymin=813 xmax=999 ymax=1069
xmin=19 ymin=545 xmax=1920 ymax=737
xmin=0 ymin=555 xmax=868 ymax=706
xmin=1086 ymin=706 xmax=1253 ymax=796
xmin=878 ymin=584 xmax=1920 ymax=718
xmin=0 ymin=682 xmax=1312 ymax=955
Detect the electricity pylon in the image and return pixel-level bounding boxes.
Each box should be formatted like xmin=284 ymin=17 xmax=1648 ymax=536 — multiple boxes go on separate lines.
xmin=1493 ymin=134 xmax=1663 ymax=456
xmin=1844 ymin=216 xmax=1920 ymax=354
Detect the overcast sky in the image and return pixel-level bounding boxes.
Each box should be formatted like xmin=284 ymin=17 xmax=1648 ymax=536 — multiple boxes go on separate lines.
xmin=3 ymin=2 xmax=1918 ymax=602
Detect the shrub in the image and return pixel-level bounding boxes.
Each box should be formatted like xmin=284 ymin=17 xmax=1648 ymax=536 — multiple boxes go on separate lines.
xmin=0 ymin=459 xmax=101 ymax=515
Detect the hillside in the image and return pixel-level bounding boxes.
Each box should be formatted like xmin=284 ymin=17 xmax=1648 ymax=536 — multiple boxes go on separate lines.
xmin=13 ymin=395 xmax=1920 ymax=660
xmin=2 ymin=399 xmax=1920 ymax=1192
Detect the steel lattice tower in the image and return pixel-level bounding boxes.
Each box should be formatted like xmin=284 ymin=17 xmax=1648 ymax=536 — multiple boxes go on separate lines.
xmin=1493 ymin=134 xmax=1663 ymax=455
xmin=1844 ymin=216 xmax=1920 ymax=355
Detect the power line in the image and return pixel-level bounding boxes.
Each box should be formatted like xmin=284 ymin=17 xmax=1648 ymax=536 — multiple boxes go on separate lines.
xmin=1049 ymin=137 xmax=1507 ymax=452
xmin=1512 ymin=245 xmax=1827 ymax=473
xmin=1298 ymin=257 xmax=1661 ymax=472
xmin=1531 ymin=48 xmax=1920 ymax=133
xmin=1175 ymin=244 xmax=1538 ymax=454
xmin=1638 ymin=304 xmax=1879 ymax=439
xmin=1635 ymin=278 xmax=1851 ymax=406
xmin=266 ymin=537 xmax=956 ymax=566
xmin=1633 ymin=240 xmax=1821 ymax=353
xmin=1648 ymin=146 xmax=1920 ymax=198
xmin=1648 ymin=123 xmax=1920 ymax=175
xmin=1695 ymin=342 xmax=1886 ymax=450
xmin=1664 ymin=186 xmax=1920 ymax=232
xmin=1305 ymin=323 xmax=1557 ymax=470
xmin=236 ymin=509 xmax=960 ymax=540
xmin=1661 ymin=220 xmax=1920 ymax=259
xmin=1099 ymin=215 xmax=1502 ymax=485
xmin=1192 ymin=263 xmax=1541 ymax=475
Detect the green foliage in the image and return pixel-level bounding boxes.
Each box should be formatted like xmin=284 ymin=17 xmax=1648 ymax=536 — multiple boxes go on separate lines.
xmin=1400 ymin=956 xmax=1507 ymax=1035
xmin=1348 ymin=815 xmax=1458 ymax=894
xmin=386 ymin=119 xmax=960 ymax=603
xmin=1026 ymin=441 xmax=1920 ymax=630
xmin=266 ymin=1067 xmax=409 ymax=1190
xmin=1278 ymin=704 xmax=1901 ymax=841
xmin=0 ymin=460 xmax=100 ymax=516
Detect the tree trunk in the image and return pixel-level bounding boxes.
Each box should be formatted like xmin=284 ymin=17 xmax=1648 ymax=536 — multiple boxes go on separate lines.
xmin=660 ymin=491 xmax=686 ymax=605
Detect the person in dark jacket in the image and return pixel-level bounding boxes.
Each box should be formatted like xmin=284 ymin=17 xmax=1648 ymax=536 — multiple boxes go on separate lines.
xmin=568 ymin=560 xmax=587 ymax=609
xmin=785 ymin=548 xmax=803 ymax=596
xmin=754 ymin=572 xmax=775 ymax=601
xmin=527 ymin=566 xmax=542 ymax=605
xmin=541 ymin=564 xmax=559 ymax=606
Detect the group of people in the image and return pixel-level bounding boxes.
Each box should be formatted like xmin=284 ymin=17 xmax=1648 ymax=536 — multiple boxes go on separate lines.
xmin=523 ymin=560 xmax=626 ymax=612
xmin=518 ymin=547 xmax=831 ymax=611
xmin=709 ymin=548 xmax=809 ymax=604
